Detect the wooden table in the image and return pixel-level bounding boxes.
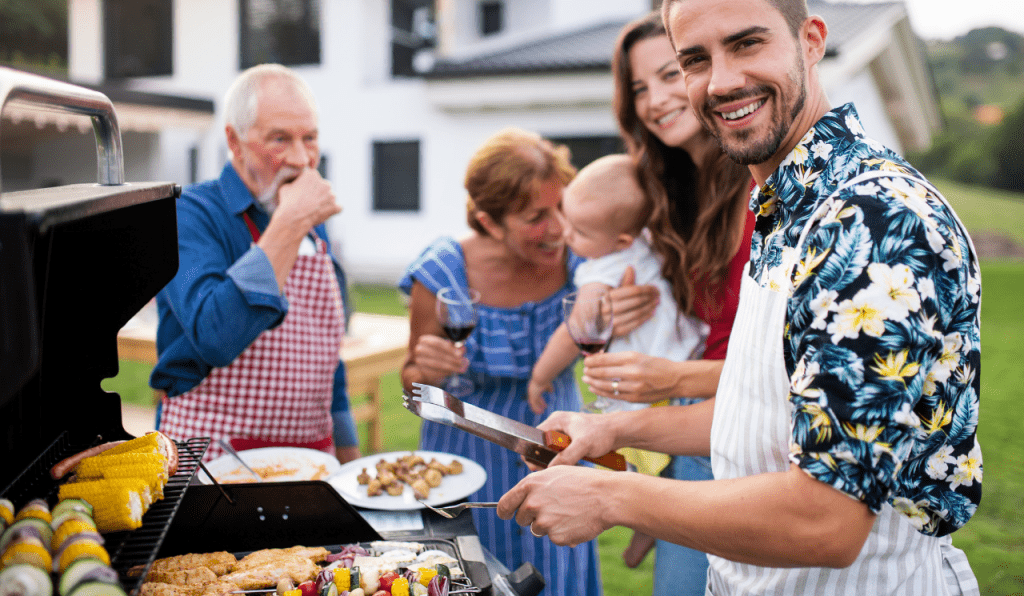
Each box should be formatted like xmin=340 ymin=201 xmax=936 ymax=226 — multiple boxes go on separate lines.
xmin=117 ymin=308 xmax=409 ymax=453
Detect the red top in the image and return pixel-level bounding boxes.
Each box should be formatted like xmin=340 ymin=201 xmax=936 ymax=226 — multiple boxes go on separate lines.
xmin=692 ymin=208 xmax=756 ymax=360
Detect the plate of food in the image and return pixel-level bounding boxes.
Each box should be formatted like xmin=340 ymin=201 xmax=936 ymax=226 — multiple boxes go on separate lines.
xmin=200 ymin=447 xmax=343 ymax=484
xmin=328 ymin=451 xmax=487 ymax=510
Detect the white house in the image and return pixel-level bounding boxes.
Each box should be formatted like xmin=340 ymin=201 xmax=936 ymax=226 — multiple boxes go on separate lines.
xmin=5 ymin=0 xmax=941 ymax=284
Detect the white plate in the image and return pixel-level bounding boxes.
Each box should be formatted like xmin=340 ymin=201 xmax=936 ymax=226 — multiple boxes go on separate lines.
xmin=328 ymin=451 xmax=487 ymax=510
xmin=200 ymin=447 xmax=343 ymax=484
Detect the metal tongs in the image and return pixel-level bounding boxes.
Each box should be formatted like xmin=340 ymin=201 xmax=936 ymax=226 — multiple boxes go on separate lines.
xmin=404 ymin=383 xmax=626 ymax=471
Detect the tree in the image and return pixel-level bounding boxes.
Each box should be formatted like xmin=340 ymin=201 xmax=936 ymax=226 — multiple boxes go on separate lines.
xmin=0 ymin=0 xmax=68 ymax=71
xmin=990 ymin=98 xmax=1024 ymax=192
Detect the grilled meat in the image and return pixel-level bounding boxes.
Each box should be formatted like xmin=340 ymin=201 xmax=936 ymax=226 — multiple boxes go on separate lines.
xmin=220 ymin=554 xmax=320 ymax=590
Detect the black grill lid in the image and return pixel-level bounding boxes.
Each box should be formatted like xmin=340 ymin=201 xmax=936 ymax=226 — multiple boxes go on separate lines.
xmin=0 ymin=65 xmax=180 ymax=492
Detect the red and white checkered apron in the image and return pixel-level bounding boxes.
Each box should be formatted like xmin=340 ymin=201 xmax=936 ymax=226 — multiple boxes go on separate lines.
xmin=160 ymin=214 xmax=344 ymax=461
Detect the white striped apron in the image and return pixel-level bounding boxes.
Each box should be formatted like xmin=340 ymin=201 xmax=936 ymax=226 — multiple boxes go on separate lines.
xmin=706 ymin=170 xmax=980 ymax=595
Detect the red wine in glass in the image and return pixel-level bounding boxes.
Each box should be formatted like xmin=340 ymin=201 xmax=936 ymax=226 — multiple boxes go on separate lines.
xmin=575 ymin=338 xmax=608 ymax=355
xmin=443 ymin=324 xmax=476 ymax=343
xmin=436 ymin=287 xmax=481 ymax=398
xmin=563 ymin=287 xmax=614 ymax=412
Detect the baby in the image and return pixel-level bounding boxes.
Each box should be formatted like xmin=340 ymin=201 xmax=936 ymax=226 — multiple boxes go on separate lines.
xmin=528 ymin=153 xmax=707 ymax=566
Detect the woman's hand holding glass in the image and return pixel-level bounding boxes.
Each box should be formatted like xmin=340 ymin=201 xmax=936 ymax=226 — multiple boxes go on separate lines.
xmin=436 ymin=287 xmax=481 ymax=397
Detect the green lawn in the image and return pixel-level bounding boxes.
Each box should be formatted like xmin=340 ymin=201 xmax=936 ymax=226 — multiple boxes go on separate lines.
xmin=104 ymin=180 xmax=1024 ymax=595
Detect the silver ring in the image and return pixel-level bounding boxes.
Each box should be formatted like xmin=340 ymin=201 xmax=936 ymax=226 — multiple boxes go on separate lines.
xmin=530 ymin=525 xmax=543 ymax=538
xmin=612 ymin=380 xmax=619 ymax=396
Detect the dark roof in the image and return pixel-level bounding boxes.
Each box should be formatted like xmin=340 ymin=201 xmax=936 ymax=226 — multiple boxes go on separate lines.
xmin=425 ymin=0 xmax=905 ymax=79
xmin=84 ymin=83 xmax=215 ymax=113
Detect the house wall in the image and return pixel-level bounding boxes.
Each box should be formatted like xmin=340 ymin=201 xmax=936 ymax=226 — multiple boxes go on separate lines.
xmin=65 ymin=0 xmax=925 ymax=284
xmin=829 ymin=69 xmax=902 ymax=154
xmin=66 ymin=0 xmax=622 ymax=283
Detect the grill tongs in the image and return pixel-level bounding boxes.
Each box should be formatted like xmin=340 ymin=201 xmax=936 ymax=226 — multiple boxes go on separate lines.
xmin=404 ymin=383 xmax=626 ymax=471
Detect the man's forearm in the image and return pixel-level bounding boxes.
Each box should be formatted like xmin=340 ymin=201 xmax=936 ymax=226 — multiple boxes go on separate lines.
xmin=598 ymin=464 xmax=874 ymax=568
xmin=608 ymin=397 xmax=715 ymax=456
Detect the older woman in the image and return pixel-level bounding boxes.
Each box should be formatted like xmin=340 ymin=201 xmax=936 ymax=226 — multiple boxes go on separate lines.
xmin=580 ymin=11 xmax=756 ymax=595
xmin=399 ymin=128 xmax=655 ymax=596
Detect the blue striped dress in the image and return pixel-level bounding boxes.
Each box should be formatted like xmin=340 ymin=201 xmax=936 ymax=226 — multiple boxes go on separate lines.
xmin=399 ymin=237 xmax=601 ymax=596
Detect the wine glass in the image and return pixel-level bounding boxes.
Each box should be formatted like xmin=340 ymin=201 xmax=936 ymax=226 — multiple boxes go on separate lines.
xmin=436 ymin=287 xmax=481 ymax=398
xmin=562 ymin=287 xmax=615 ymax=413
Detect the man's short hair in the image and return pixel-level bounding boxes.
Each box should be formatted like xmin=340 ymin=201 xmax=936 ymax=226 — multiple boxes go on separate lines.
xmin=663 ymin=0 xmax=807 ymax=38
xmin=223 ymin=64 xmax=318 ymax=136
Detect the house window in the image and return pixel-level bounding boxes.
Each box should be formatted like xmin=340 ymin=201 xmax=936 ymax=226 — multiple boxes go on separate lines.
xmin=373 ymin=141 xmax=420 ymax=211
xmin=104 ymin=0 xmax=173 ymax=78
xmin=391 ymin=0 xmax=435 ymax=77
xmin=480 ymin=2 xmax=503 ymax=36
xmin=549 ymin=135 xmax=624 ymax=170
xmin=240 ymin=0 xmax=321 ymax=68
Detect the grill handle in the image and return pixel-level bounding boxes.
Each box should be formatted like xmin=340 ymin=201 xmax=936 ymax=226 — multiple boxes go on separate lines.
xmin=0 ymin=66 xmax=124 ymax=194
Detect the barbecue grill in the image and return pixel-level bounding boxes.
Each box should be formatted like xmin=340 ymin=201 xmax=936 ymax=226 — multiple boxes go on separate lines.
xmin=0 ymin=67 xmax=541 ymax=596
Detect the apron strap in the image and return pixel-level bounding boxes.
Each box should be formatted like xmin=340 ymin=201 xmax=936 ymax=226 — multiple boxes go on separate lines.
xmin=242 ymin=211 xmax=261 ymax=242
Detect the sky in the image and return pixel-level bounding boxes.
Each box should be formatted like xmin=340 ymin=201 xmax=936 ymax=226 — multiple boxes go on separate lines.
xmin=896 ymin=0 xmax=1024 ymax=40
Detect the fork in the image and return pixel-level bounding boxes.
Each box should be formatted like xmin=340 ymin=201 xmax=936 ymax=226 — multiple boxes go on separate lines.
xmin=418 ymin=500 xmax=499 ymax=519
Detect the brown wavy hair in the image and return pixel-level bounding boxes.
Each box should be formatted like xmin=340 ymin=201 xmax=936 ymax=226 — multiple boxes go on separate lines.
xmin=464 ymin=127 xmax=576 ymax=235
xmin=613 ymin=12 xmax=750 ymax=316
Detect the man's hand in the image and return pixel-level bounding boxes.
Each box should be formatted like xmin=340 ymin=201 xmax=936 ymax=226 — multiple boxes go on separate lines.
xmin=497 ymin=465 xmax=615 ymax=547
xmin=275 ymin=167 xmax=340 ymax=232
xmin=536 ymin=411 xmax=621 ymax=468
xmin=608 ymin=266 xmax=658 ymax=337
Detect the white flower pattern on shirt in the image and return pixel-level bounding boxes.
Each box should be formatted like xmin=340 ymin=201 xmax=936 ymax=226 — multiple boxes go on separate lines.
xmin=749 ymin=104 xmax=982 ymax=536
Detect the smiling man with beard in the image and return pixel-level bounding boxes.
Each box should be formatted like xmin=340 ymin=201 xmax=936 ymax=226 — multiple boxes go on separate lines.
xmin=496 ymin=1 xmax=983 ymax=594
xmin=152 ymin=64 xmax=360 ymax=465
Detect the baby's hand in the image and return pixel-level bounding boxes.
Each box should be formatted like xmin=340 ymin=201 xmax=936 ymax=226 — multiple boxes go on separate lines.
xmin=527 ymin=378 xmax=551 ymax=415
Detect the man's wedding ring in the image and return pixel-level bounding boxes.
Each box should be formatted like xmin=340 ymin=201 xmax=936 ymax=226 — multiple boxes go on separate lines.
xmin=612 ymin=380 xmax=619 ymax=396
xmin=530 ymin=524 xmax=543 ymax=538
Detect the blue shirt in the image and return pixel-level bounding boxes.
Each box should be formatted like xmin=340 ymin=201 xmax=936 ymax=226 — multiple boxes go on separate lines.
xmin=151 ymin=163 xmax=357 ymax=446
xmin=750 ymin=104 xmax=982 ymax=536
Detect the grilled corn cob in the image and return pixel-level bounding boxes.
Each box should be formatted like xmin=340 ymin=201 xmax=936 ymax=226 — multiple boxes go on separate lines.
xmin=75 ymin=453 xmax=168 ymax=500
xmin=98 ymin=433 xmax=162 ymax=460
xmin=58 ymin=479 xmax=146 ymax=532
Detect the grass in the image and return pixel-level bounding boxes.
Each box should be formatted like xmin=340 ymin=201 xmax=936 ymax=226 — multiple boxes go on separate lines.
xmin=104 ymin=180 xmax=1024 ymax=594
xmin=932 ymin=177 xmax=1024 ymax=246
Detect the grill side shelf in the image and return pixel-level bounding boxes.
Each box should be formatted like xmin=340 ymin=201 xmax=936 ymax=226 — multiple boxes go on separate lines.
xmin=105 ymin=437 xmax=210 ymax=596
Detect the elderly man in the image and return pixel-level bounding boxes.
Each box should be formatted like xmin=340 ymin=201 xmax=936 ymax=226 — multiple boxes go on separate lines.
xmin=497 ymin=1 xmax=982 ymax=594
xmin=152 ymin=64 xmax=360 ymax=464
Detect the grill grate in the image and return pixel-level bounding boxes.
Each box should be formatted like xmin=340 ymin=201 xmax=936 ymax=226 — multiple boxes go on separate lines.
xmin=107 ymin=437 xmax=209 ymax=595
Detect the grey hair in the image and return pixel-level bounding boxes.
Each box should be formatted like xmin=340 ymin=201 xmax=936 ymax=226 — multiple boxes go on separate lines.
xmin=223 ymin=63 xmax=319 ymax=136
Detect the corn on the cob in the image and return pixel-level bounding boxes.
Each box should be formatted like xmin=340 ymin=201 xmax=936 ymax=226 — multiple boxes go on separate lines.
xmin=76 ymin=452 xmax=166 ymax=476
xmin=58 ymin=480 xmax=145 ymax=532
xmin=98 ymin=433 xmax=161 ymax=459
xmin=75 ymin=453 xmax=168 ymax=500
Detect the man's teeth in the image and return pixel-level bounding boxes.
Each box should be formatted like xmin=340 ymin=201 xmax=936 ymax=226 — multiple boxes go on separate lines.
xmin=539 ymin=241 xmax=563 ymax=251
xmin=657 ymin=108 xmax=682 ymax=126
xmin=721 ymin=99 xmax=765 ymax=121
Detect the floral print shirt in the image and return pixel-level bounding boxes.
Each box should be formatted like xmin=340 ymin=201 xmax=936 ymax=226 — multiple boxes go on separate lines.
xmin=749 ymin=103 xmax=982 ymax=537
